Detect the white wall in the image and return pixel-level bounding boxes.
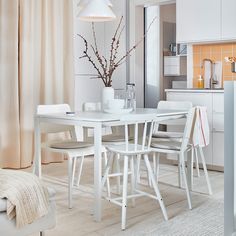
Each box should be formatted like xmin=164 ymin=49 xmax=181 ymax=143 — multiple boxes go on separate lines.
xmin=145 ymin=6 xmax=160 ymax=108
xmin=73 ymin=0 xmax=127 ymax=111
xmin=160 ymin=3 xmax=176 ymax=99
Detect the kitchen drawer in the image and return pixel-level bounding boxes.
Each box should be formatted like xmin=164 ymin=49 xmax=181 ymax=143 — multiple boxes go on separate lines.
xmin=213 ymin=93 xmax=224 ymax=113
xmin=164 ymin=56 xmax=180 ymax=66
xmin=164 ymin=66 xmax=180 ymax=76
xmin=213 ymin=113 xmax=224 ymax=132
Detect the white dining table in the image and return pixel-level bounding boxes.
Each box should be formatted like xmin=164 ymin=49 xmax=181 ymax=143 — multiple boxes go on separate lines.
xmin=33 ymin=108 xmax=190 ymax=222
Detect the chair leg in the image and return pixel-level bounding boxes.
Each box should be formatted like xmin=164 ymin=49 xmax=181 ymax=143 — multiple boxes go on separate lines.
xmin=155 ymin=153 xmax=160 ymax=182
xmin=68 ymin=157 xmax=73 ymax=209
xmin=179 ymin=154 xmax=192 ymax=210
xmin=194 ymin=147 xmax=200 ymax=177
xmin=191 ymin=147 xmax=194 ymax=186
xmin=121 ymin=155 xmax=129 ymax=230
xmin=40 ymin=232 xmax=45 ymax=236
xmin=178 ymin=157 xmax=182 ymax=188
xmin=143 ymin=154 xmax=168 ymax=221
xmin=103 ymin=151 xmax=111 ymax=198
xmin=130 ymin=156 xmax=136 ymax=207
xmin=115 ymin=154 xmax=121 ymax=195
xmin=199 ymin=147 xmax=212 ymax=195
xmin=153 ymin=152 xmax=156 ymax=175
xmin=136 ymin=154 xmax=141 ymax=183
xmin=72 ymin=158 xmax=77 ymax=186
xmin=76 ymin=155 xmax=85 ymax=188
xmin=102 ymin=154 xmax=113 ymax=197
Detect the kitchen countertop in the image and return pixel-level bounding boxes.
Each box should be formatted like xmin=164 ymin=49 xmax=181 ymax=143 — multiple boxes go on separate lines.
xmin=165 ymin=88 xmax=224 ymax=93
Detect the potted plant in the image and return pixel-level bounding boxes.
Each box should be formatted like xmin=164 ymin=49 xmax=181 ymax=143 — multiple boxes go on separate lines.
xmin=78 ymin=16 xmax=155 ymax=109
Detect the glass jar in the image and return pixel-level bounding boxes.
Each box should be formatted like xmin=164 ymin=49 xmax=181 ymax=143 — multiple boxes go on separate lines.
xmin=197 ymin=75 xmax=204 ymax=89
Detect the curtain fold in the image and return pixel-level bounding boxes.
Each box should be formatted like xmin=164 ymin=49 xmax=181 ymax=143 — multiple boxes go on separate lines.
xmin=0 ymin=0 xmax=74 ymax=168
xmin=0 ymin=0 xmax=21 ymax=168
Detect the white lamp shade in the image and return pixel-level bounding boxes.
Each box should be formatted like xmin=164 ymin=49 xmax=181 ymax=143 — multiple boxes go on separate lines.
xmin=78 ymin=0 xmax=116 ymax=22
xmin=78 ymin=0 xmax=113 ymax=7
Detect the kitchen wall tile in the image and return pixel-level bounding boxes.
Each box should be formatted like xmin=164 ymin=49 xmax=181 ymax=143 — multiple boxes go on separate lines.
xmin=211 ymin=44 xmax=222 ymax=53
xmin=201 ymin=52 xmax=212 ymax=61
xmin=201 ymin=45 xmax=211 ymax=54
xmin=193 ymin=53 xmax=201 ymax=67
xmin=233 ymin=43 xmax=236 ymax=52
xmin=224 ymin=76 xmax=233 ymax=81
xmin=211 ymin=53 xmax=221 ymax=61
xmin=192 ymin=42 xmax=236 ymax=88
xmin=193 ymin=45 xmax=201 ymax=54
xmin=221 ymin=43 xmax=233 ymax=52
xmin=223 ymin=64 xmax=234 ymax=77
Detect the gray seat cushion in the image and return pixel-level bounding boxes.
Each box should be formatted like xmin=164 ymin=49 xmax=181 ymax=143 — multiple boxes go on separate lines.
xmin=151 ymin=140 xmax=182 ymax=151
xmin=152 ymin=131 xmax=183 ymax=139
xmin=50 ymin=141 xmax=92 ymax=149
xmin=102 ymin=134 xmax=133 ymax=143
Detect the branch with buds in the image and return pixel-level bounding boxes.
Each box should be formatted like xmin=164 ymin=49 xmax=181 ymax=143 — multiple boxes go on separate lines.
xmin=78 ymin=16 xmax=156 ymax=87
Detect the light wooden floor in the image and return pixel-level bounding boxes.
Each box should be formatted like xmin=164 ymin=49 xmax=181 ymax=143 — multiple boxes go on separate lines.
xmin=29 ymin=157 xmax=223 ymax=236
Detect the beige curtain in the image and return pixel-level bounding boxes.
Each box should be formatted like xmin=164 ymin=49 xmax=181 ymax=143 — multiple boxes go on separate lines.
xmin=0 ymin=0 xmax=21 ymax=168
xmin=0 ymin=0 xmax=74 ymax=168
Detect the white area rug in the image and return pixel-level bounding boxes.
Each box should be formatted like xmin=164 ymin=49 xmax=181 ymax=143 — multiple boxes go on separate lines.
xmin=117 ymin=199 xmax=223 ymax=236
xmin=35 ymin=160 xmax=224 ymax=236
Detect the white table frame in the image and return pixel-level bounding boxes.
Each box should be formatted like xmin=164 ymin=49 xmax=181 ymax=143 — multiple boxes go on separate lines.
xmin=33 ymin=108 xmax=190 ymax=222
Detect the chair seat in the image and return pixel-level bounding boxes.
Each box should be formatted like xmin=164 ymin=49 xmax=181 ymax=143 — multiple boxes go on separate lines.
xmin=102 ymin=134 xmax=133 ymax=143
xmin=152 ymin=131 xmax=183 ymax=139
xmin=42 ymin=141 xmax=106 ymax=157
xmin=151 ymin=140 xmax=191 ymax=153
xmin=151 ymin=140 xmax=182 ymax=151
xmin=106 ymin=144 xmax=151 ymax=155
xmin=49 ymin=141 xmax=93 ymax=149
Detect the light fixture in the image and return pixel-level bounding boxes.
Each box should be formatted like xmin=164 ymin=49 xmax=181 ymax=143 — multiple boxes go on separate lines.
xmin=78 ymin=0 xmax=116 ymax=22
xmin=78 ymin=0 xmax=113 ymax=8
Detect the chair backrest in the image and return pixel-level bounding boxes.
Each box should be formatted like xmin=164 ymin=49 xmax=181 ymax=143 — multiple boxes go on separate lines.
xmin=158 ymin=101 xmax=192 ymax=110
xmin=37 ymin=104 xmax=74 ymax=134
xmin=157 ymin=100 xmax=193 ymax=126
xmin=181 ymin=107 xmax=197 ymax=152
xmin=119 ymin=114 xmax=157 ymax=152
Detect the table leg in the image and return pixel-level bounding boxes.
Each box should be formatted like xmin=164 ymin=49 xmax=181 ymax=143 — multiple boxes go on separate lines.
xmin=94 ymin=123 xmax=102 ymax=222
xmin=186 ymin=150 xmax=193 ymax=191
xmin=33 ymin=117 xmax=41 ymax=178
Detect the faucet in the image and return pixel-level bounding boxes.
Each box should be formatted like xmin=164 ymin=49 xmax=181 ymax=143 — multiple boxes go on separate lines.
xmin=201 ymin=58 xmax=218 ymax=89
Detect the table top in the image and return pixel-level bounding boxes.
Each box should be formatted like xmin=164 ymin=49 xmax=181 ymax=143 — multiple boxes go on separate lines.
xmin=36 ymin=108 xmax=188 ymax=123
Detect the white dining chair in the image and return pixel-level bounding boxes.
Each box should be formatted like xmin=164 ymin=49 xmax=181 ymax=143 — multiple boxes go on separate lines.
xmin=154 ymin=102 xmax=212 ymax=193
xmin=81 ymin=102 xmax=133 ymax=196
xmin=37 ymin=104 xmax=107 ymax=208
xmin=101 ymin=114 xmax=168 ymax=230
xmin=151 ymin=107 xmax=198 ymax=210
xmin=152 ymin=101 xmax=203 ymax=185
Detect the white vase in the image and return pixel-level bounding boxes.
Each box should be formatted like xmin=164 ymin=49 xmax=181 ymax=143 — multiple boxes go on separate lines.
xmin=102 ymin=87 xmax=114 ymax=110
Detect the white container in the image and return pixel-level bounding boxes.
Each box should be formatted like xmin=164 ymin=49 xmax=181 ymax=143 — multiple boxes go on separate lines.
xmin=108 ymin=99 xmax=125 ymax=110
xmin=102 ymin=87 xmax=114 ymax=110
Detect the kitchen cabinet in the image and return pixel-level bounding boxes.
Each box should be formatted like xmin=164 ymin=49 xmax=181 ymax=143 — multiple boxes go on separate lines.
xmin=212 ymin=133 xmax=224 ymax=167
xmin=222 ymin=0 xmax=236 ymax=40
xmin=166 ymin=89 xmax=224 ymax=170
xmin=176 ymin=0 xmax=221 ymax=43
xmin=164 ymin=56 xmax=187 ymax=76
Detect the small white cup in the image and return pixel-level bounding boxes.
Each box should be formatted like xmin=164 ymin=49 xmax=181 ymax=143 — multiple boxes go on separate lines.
xmin=108 ymin=99 xmax=125 ymax=110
